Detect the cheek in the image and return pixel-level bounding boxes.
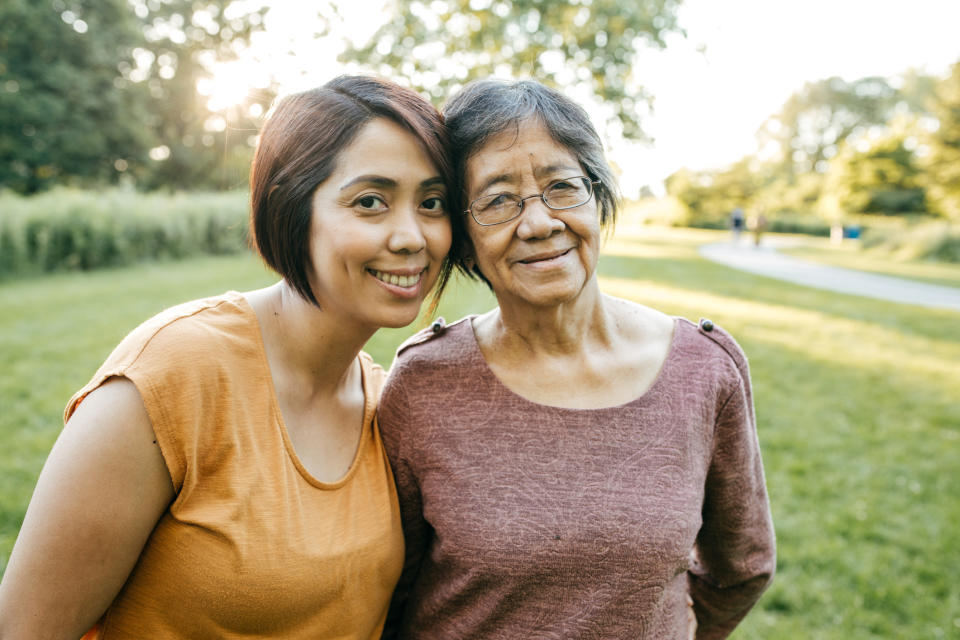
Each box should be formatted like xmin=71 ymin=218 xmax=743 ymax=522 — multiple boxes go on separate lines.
xmin=429 ymin=218 xmax=453 ymax=256
xmin=466 ymin=224 xmax=500 ymax=259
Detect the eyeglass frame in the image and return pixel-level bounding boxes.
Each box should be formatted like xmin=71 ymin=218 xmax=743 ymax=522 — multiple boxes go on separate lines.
xmin=463 ymin=176 xmax=601 ymax=226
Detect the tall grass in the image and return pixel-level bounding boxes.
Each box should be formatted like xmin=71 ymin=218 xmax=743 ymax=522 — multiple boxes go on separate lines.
xmin=0 ymin=188 xmax=250 ymax=279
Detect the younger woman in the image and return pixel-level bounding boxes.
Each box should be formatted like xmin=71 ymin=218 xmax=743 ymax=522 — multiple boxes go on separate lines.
xmin=0 ymin=75 xmax=453 ymax=639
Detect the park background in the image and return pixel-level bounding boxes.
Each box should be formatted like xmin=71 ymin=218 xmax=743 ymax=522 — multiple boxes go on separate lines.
xmin=1 ymin=0 xmax=959 ymax=637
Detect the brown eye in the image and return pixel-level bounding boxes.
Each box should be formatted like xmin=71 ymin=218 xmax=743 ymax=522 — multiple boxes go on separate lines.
xmin=355 ymin=195 xmax=387 ymax=212
xmin=421 ymin=197 xmax=447 ymax=216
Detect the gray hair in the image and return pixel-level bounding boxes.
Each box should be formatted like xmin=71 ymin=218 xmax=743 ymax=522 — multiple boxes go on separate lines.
xmin=443 ymin=79 xmax=621 ymax=232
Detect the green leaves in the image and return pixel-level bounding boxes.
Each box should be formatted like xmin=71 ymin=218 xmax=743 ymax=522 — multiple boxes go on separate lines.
xmin=923 ymin=62 xmax=960 ymax=220
xmin=0 ymin=0 xmax=149 ymax=193
xmin=339 ymin=0 xmax=685 ymax=141
xmin=0 ymin=0 xmax=273 ymax=194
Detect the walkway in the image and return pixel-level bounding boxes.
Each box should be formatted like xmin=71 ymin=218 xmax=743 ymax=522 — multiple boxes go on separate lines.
xmin=698 ymin=242 xmax=960 ymax=312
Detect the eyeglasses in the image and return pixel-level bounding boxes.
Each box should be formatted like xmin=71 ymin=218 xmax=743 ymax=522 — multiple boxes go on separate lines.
xmin=465 ymin=176 xmax=600 ymax=226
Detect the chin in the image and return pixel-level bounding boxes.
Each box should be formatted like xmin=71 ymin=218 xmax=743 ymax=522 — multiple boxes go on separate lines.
xmin=377 ymin=306 xmax=424 ymax=329
xmin=518 ymin=279 xmax=586 ymax=307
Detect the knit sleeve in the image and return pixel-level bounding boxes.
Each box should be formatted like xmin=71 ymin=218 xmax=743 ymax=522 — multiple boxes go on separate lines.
xmin=378 ymin=367 xmax=431 ymax=639
xmin=689 ymin=361 xmax=776 ymax=639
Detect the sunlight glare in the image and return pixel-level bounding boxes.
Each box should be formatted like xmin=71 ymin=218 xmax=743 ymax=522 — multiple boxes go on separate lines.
xmin=199 ymin=60 xmax=269 ymax=111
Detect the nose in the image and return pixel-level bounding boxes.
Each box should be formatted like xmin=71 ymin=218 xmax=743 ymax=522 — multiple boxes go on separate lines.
xmin=387 ymin=206 xmax=427 ymax=254
xmin=516 ymin=197 xmax=564 ymax=240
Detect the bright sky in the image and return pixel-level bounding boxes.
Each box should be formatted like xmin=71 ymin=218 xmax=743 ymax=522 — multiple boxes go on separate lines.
xmin=213 ymin=0 xmax=960 ymax=197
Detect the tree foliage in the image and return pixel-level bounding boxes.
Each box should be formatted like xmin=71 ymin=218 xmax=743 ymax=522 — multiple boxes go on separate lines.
xmin=665 ymin=66 xmax=959 ymax=228
xmin=756 ymin=76 xmax=902 ymax=177
xmin=923 ymin=62 xmax=960 ymax=221
xmin=340 ymin=0 xmax=685 ymax=140
xmin=820 ymin=122 xmax=925 ymax=218
xmin=0 ymin=0 xmax=272 ymax=194
xmin=0 ymin=0 xmax=150 ymax=193
xmin=664 ymin=159 xmax=771 ymax=225
xmin=129 ymin=0 xmax=273 ymax=190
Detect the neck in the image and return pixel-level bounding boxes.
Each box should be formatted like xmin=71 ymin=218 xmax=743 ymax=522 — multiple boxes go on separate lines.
xmin=486 ymin=279 xmax=613 ymax=356
xmin=246 ymin=281 xmax=376 ymax=397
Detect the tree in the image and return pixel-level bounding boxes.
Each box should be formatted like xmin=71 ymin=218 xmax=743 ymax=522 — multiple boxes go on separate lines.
xmin=339 ymin=0 xmax=685 ymax=140
xmin=664 ymin=157 xmax=770 ymax=226
xmin=756 ymin=76 xmax=901 ymax=177
xmin=128 ymin=0 xmax=273 ymax=190
xmin=923 ymin=61 xmax=960 ymax=220
xmin=0 ymin=0 xmax=275 ymax=194
xmin=0 ymin=0 xmax=151 ymax=193
xmin=819 ymin=119 xmax=926 ymax=218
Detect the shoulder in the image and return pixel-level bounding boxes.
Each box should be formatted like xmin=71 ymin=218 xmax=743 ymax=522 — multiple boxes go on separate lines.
xmin=358 ymin=350 xmax=386 ymax=399
xmin=381 ymin=315 xmax=480 ymax=408
xmin=127 ymin=291 xmax=254 ymax=360
xmin=671 ymin=316 xmax=751 ymax=387
xmin=689 ymin=317 xmax=748 ymax=373
xmin=392 ymin=315 xmax=476 ymax=368
xmin=67 ymin=292 xmax=258 ymax=420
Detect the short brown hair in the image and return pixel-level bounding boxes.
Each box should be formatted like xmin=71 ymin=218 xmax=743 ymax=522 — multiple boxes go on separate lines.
xmin=249 ymin=75 xmax=458 ymax=306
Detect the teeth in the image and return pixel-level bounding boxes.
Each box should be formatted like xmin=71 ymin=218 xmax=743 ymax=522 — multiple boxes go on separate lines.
xmin=372 ymin=270 xmax=421 ymax=288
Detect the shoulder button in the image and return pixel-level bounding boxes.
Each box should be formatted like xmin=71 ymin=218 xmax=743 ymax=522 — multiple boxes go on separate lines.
xmin=396 ymin=317 xmax=448 ymax=356
xmin=700 ymin=318 xmax=714 ymax=332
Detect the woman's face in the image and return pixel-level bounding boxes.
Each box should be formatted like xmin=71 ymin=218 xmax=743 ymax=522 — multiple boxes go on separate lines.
xmin=464 ymin=119 xmax=600 ymax=311
xmin=307 ymin=117 xmax=451 ymax=330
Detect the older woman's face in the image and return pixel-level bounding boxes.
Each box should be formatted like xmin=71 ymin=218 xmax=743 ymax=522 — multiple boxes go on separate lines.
xmin=464 ymin=120 xmax=600 ymax=310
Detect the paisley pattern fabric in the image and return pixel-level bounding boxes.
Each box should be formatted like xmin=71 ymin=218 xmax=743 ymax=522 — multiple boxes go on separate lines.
xmin=378 ymin=316 xmax=775 ymax=639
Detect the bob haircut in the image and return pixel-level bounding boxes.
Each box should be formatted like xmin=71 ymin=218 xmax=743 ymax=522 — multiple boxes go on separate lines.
xmin=249 ymin=75 xmax=458 ymax=307
xmin=443 ymin=79 xmax=621 ymax=280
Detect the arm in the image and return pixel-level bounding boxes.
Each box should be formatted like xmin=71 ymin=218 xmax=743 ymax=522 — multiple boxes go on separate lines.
xmin=377 ymin=374 xmax=431 ymax=640
xmin=690 ymin=368 xmax=776 ymax=640
xmin=0 ymin=377 xmax=174 ymax=639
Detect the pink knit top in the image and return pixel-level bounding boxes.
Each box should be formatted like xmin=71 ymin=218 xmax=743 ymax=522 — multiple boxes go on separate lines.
xmin=378 ymin=315 xmax=775 ymax=639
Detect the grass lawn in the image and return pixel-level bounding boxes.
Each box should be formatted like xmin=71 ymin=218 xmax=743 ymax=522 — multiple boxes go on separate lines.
xmin=2 ymin=227 xmax=958 ymax=638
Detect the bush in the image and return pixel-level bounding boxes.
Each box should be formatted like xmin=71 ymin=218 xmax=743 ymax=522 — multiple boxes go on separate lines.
xmin=0 ymin=188 xmax=251 ymax=279
xmin=763 ymin=212 xmax=832 ymax=237
xmin=861 ymin=221 xmax=960 ymax=262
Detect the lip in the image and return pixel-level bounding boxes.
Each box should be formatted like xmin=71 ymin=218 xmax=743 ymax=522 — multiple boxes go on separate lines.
xmin=515 ymin=248 xmax=573 ymax=265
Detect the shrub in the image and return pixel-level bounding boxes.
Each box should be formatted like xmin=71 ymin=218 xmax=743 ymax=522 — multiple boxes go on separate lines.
xmin=0 ymin=188 xmax=250 ymax=279
xmin=861 ymin=221 xmax=960 ymax=262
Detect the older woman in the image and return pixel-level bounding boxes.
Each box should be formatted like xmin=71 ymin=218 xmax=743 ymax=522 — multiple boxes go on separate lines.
xmin=378 ymin=79 xmax=776 ymax=639
xmin=0 ymin=76 xmax=452 ymax=639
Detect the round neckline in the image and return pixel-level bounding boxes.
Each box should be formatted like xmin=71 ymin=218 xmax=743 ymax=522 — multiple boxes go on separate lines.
xmin=461 ymin=313 xmax=682 ymax=413
xmin=230 ymin=290 xmax=373 ymax=490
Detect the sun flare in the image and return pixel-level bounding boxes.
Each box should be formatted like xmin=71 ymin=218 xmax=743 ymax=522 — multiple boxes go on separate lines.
xmin=198 ymin=60 xmax=267 ymax=111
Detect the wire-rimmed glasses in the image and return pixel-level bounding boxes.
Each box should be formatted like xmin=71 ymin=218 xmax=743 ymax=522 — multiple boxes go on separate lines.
xmin=465 ymin=176 xmax=600 ymax=226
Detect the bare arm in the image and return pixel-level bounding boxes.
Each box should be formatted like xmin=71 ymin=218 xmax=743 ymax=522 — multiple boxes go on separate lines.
xmin=0 ymin=377 xmax=174 ymax=639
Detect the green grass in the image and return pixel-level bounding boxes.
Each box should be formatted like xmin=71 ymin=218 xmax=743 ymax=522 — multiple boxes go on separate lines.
xmin=2 ymin=228 xmax=958 ymax=638
xmin=778 ymin=235 xmax=960 ymax=289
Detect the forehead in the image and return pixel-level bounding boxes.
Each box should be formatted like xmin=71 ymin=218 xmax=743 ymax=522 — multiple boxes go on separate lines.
xmin=333 ymin=117 xmax=438 ymax=180
xmin=466 ymin=120 xmax=581 ymax=191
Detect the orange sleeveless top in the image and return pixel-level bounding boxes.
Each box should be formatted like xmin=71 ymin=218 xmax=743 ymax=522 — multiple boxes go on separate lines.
xmin=66 ymin=292 xmax=403 ymax=639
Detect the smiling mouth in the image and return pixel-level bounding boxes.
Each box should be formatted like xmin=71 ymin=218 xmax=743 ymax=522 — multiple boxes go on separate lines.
xmin=518 ymin=248 xmax=572 ymax=264
xmin=368 ymin=268 xmax=424 ymax=288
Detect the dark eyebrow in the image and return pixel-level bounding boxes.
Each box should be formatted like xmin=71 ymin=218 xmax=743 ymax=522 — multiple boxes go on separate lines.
xmin=420 ymin=176 xmax=446 ymax=191
xmin=340 ymin=175 xmax=397 ymax=191
xmin=536 ymin=164 xmax=582 ymax=179
xmin=475 ymin=173 xmax=514 ymax=196
xmin=475 ymin=164 xmax=583 ymax=195
xmin=340 ymin=175 xmax=445 ymax=191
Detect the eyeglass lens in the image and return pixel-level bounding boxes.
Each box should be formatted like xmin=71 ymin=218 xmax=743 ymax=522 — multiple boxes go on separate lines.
xmin=472 ymin=177 xmax=593 ymax=224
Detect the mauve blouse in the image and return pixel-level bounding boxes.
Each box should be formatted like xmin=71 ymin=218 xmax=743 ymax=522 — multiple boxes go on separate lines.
xmin=378 ymin=315 xmax=775 ymax=640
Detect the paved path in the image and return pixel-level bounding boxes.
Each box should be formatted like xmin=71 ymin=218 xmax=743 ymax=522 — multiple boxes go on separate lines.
xmin=699 ymin=242 xmax=960 ymax=312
